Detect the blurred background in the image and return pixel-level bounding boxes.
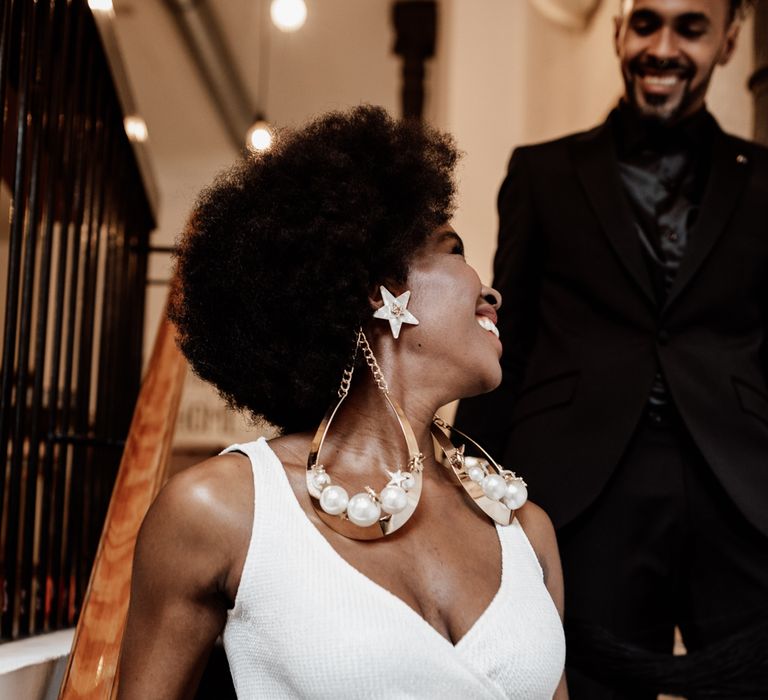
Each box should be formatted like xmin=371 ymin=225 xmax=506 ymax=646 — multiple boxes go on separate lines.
xmin=132 ymin=0 xmax=757 ymax=453
xmin=0 ymin=0 xmax=762 ymax=697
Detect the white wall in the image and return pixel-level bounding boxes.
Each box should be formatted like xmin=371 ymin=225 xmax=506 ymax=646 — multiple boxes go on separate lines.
xmin=0 ymin=629 xmax=73 ymax=700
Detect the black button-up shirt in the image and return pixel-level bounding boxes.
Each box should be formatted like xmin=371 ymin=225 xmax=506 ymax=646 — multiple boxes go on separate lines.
xmin=612 ymin=102 xmax=715 ymax=409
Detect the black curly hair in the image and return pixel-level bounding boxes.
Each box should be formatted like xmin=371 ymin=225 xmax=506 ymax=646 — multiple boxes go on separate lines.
xmin=169 ymin=106 xmax=458 ymax=433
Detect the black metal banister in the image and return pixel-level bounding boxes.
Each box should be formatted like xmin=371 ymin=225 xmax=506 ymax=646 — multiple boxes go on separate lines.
xmin=0 ymin=0 xmax=156 ymax=642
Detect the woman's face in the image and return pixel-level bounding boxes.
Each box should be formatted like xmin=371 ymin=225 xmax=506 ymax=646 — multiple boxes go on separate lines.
xmin=398 ymin=226 xmax=502 ymax=400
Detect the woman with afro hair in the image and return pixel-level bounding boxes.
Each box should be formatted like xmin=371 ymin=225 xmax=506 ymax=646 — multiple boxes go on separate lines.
xmin=118 ymin=106 xmax=567 ymax=699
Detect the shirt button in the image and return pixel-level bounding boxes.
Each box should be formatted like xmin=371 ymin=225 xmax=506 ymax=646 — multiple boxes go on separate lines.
xmin=661 ymin=226 xmax=677 ymax=241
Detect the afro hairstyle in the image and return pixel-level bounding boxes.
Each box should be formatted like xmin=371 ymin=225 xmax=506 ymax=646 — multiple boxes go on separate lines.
xmin=169 ymin=105 xmax=459 ymax=433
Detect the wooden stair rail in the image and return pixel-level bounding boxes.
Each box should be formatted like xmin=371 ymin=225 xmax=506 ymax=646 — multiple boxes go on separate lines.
xmin=59 ymin=315 xmax=188 ymax=699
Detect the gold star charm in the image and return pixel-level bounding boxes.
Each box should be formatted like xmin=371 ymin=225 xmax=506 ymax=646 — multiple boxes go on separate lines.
xmin=449 ymin=444 xmax=465 ymax=470
xmin=372 ymin=286 xmax=419 ymax=339
xmin=385 ymin=469 xmax=409 ymax=487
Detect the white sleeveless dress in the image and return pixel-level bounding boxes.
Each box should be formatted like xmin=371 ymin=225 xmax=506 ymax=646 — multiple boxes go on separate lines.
xmin=221 ymin=438 xmax=565 ymax=699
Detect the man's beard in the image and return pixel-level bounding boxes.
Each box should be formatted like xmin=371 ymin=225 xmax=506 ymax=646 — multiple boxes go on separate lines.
xmin=624 ymin=54 xmax=711 ymax=124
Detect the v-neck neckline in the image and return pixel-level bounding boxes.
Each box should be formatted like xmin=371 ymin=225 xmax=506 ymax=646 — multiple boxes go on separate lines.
xmin=258 ymin=437 xmax=507 ymax=650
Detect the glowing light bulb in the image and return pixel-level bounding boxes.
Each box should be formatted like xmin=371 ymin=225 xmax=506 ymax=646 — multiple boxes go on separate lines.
xmin=270 ymin=0 xmax=307 ymax=32
xmin=246 ymin=120 xmax=273 ymax=152
xmin=124 ymin=115 xmax=148 ymax=143
xmin=88 ymin=0 xmax=114 ymax=12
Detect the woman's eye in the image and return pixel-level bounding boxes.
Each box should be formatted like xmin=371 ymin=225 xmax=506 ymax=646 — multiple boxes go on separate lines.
xmin=451 ymin=242 xmax=465 ymax=256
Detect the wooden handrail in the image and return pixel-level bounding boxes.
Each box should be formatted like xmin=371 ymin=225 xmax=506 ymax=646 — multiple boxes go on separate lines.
xmin=59 ymin=315 xmax=187 ymax=699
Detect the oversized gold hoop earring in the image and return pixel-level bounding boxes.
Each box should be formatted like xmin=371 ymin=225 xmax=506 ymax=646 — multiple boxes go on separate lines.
xmin=306 ymin=329 xmax=424 ymax=540
xmin=431 ymin=416 xmax=527 ymax=526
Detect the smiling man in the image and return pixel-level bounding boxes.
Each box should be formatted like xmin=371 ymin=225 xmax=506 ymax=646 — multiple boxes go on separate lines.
xmin=454 ymin=1 xmax=768 ymax=698
xmin=617 ymin=0 xmax=739 ymax=122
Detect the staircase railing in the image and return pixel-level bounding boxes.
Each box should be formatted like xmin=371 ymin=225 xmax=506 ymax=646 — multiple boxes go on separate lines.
xmin=58 ymin=315 xmax=187 ymax=699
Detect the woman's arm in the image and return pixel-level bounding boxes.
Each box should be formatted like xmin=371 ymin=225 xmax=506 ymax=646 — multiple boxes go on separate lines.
xmin=118 ymin=456 xmax=252 ymax=699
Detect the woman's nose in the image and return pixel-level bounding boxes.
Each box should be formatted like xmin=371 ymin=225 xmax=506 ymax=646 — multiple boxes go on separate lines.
xmin=481 ymin=285 xmax=502 ymax=310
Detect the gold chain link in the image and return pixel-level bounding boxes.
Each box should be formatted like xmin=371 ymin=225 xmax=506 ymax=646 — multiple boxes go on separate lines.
xmin=358 ymin=330 xmax=389 ymax=392
xmin=337 ymin=328 xmax=390 ymax=397
xmin=337 ymin=332 xmax=360 ymax=398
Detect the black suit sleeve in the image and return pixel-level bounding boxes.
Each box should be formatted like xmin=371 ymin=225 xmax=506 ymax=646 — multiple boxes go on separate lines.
xmin=453 ymin=147 xmax=543 ymax=460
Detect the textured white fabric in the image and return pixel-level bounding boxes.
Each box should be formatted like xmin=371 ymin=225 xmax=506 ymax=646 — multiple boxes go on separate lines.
xmin=222 ymin=438 xmax=565 ymax=699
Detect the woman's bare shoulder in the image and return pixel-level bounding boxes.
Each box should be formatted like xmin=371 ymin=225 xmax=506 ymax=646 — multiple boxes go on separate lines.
xmin=152 ymin=453 xmax=253 ymax=533
xmin=514 ymin=500 xmax=560 ymax=581
xmin=136 ymin=452 xmax=255 ymax=594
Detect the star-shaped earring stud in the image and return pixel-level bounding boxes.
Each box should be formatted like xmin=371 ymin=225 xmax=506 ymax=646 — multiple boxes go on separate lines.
xmin=372 ymin=285 xmax=419 ymax=339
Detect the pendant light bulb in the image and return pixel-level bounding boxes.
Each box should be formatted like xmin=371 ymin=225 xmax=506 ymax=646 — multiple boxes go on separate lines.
xmin=270 ymin=0 xmax=307 ymax=32
xmin=246 ymin=120 xmax=274 ymax=153
xmin=88 ymin=0 xmax=114 ymax=13
xmin=124 ymin=115 xmax=148 ymax=143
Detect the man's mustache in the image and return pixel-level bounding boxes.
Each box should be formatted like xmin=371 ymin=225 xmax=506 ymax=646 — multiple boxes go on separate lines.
xmin=629 ymin=55 xmax=693 ymax=77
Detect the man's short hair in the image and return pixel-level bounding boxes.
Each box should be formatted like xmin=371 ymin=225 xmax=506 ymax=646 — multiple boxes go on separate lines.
xmin=729 ymin=0 xmax=756 ymax=21
xmin=618 ymin=0 xmax=754 ymax=23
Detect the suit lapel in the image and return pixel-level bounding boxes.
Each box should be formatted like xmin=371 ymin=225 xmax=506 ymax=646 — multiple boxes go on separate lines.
xmin=662 ymin=130 xmax=750 ymax=311
xmin=572 ymin=123 xmax=657 ymax=305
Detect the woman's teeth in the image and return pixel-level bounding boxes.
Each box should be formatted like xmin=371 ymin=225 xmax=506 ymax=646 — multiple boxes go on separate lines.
xmin=476 ymin=316 xmax=499 ymax=338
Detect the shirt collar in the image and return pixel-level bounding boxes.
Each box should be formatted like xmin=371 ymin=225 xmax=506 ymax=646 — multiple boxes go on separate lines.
xmin=612 ymin=100 xmax=717 ymax=157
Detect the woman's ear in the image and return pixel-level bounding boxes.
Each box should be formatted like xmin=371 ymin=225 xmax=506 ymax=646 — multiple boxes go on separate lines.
xmin=368 ymin=282 xmax=402 ymax=311
xmin=368 ymin=285 xmax=384 ymax=312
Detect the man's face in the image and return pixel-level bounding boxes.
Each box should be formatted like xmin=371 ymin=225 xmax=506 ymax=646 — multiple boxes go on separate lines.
xmin=614 ymin=0 xmax=739 ymax=123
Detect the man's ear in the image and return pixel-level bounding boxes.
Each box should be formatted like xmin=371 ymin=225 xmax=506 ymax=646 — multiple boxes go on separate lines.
xmin=717 ymin=20 xmax=740 ymax=66
xmin=613 ymin=14 xmax=623 ymax=57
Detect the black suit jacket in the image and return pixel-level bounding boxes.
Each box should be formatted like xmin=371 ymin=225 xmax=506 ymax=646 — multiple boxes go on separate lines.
xmin=455 ymin=113 xmax=768 ymax=536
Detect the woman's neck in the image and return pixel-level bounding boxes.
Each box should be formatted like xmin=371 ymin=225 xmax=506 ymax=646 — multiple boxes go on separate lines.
xmin=313 ymin=374 xmax=442 ymax=485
